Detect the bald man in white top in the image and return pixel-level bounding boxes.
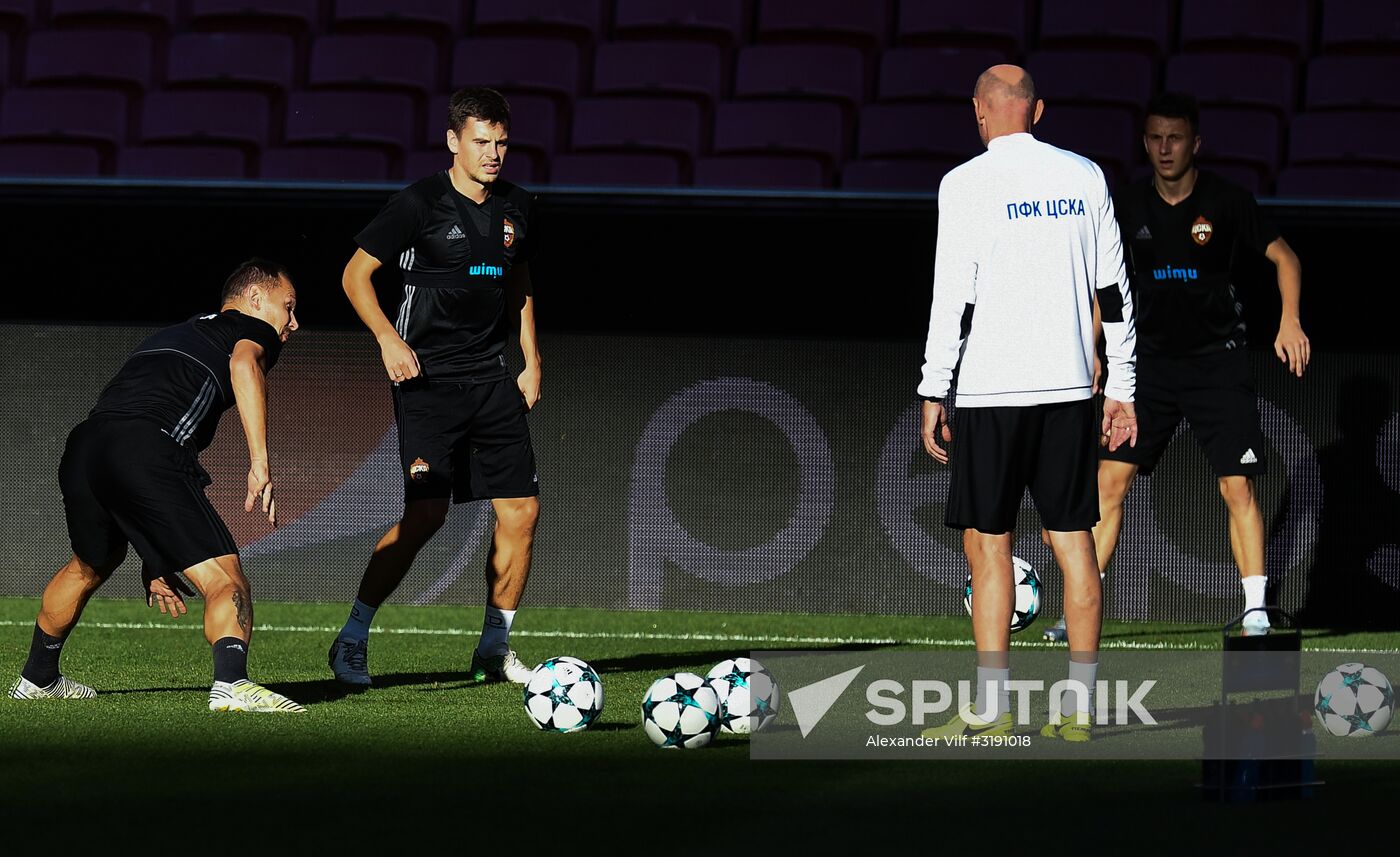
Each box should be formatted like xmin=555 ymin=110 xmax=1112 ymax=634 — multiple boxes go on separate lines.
xmin=919 ymin=66 xmax=1139 ymax=742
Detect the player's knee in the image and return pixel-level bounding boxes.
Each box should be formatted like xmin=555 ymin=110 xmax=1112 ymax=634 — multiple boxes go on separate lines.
xmin=401 ymin=501 xmax=449 ymax=539
xmin=1065 ymin=587 xmax=1101 ymax=616
xmin=495 ymin=498 xmax=540 ymax=540
xmin=1098 ymin=467 xmax=1134 ymax=505
xmin=1218 ymin=476 xmax=1254 ymax=510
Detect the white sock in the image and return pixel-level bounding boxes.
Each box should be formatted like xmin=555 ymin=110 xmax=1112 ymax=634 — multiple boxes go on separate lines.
xmin=1064 ymin=660 xmax=1099 ymax=723
xmin=1241 ymin=575 xmax=1268 ymax=615
xmin=478 ymin=605 xmax=516 ymax=657
xmin=974 ymin=666 xmax=1010 ymax=720
xmin=339 ymin=598 xmax=378 ymax=642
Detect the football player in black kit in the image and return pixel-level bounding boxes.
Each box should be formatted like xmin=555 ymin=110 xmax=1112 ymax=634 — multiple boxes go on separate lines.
xmin=329 ymin=86 xmax=542 ymax=686
xmin=8 ymin=259 xmax=305 ymax=712
xmin=1043 ymin=92 xmax=1310 ymax=641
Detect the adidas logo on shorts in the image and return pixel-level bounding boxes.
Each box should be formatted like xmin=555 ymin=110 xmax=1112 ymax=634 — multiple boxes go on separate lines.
xmin=1239 ymin=448 xmax=1258 ymax=465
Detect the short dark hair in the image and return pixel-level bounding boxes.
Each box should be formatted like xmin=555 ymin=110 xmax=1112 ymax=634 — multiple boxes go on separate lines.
xmin=1145 ymin=92 xmax=1200 ymax=136
xmin=448 ymin=86 xmax=511 ymax=135
xmin=221 ymin=258 xmax=290 ymax=304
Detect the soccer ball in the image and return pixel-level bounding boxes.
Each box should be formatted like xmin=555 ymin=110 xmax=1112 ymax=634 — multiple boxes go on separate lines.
xmin=705 ymin=657 xmax=781 ymax=734
xmin=1314 ymin=663 xmax=1394 ymax=737
xmin=641 ymin=672 xmax=721 ymax=749
xmin=522 ymin=656 xmax=604 ymax=733
xmin=964 ymin=556 xmax=1042 ymax=634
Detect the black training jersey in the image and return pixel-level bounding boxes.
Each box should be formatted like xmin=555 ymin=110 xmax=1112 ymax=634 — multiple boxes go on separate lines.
xmin=355 ymin=172 xmax=534 ymax=381
xmin=89 ymin=310 xmax=283 ymax=452
xmin=1116 ymin=170 xmax=1279 ymax=356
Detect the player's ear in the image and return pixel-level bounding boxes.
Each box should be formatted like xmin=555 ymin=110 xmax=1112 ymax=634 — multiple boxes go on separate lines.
xmin=1192 ymin=135 xmax=1201 ymax=156
xmin=446 ymin=128 xmax=460 ymax=155
xmin=1031 ymin=99 xmax=1044 ymax=126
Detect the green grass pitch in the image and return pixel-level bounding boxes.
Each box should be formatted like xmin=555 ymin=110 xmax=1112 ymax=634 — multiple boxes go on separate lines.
xmin=1 ymin=597 xmax=1396 ymax=849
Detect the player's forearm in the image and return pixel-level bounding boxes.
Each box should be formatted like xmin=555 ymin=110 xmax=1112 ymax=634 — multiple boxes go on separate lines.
xmin=1276 ymin=252 xmax=1303 ymax=324
xmin=231 ymin=357 xmax=270 ymax=468
xmin=918 ymin=289 xmax=968 ymax=399
xmin=1098 ymin=282 xmax=1136 ymax=402
xmin=343 ymin=270 xmax=399 ymax=343
xmin=518 ymin=294 xmax=541 ymax=369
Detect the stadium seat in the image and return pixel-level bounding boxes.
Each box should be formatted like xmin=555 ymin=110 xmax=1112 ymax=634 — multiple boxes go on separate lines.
xmin=693 ymin=154 xmax=829 ymax=189
xmin=331 ymin=0 xmax=462 ymax=45
xmin=425 ymin=91 xmax=561 ymax=155
xmin=141 ymin=90 xmax=271 ymax=149
xmin=1179 ymin=0 xmax=1311 ymax=60
xmin=1032 ymin=104 xmax=1136 ymax=183
xmin=49 ymin=0 xmax=176 ymax=35
xmin=117 ymin=144 xmax=247 ymax=178
xmin=188 ymin=0 xmax=320 ymax=37
xmin=1289 ymin=112 xmax=1400 ymax=166
xmin=472 ymin=0 xmax=604 ymax=47
xmin=0 ymin=142 xmax=103 ymax=176
xmin=549 ymin=151 xmax=682 ymax=186
xmin=1320 ymin=0 xmax=1400 ymax=54
xmin=712 ymin=100 xmax=848 ymax=176
xmin=1203 ymin=163 xmax=1266 ymax=195
xmin=569 ymin=97 xmax=702 ymax=167
xmin=0 ymin=32 xmax=8 ymax=86
xmin=259 ymin=146 xmax=391 ymax=181
xmin=166 ymin=32 xmax=295 ymax=93
xmin=1306 ymin=56 xmax=1400 ymax=111
xmin=755 ymin=0 xmax=888 ymax=60
xmin=1165 ymin=53 xmax=1296 ymax=118
xmin=857 ymin=102 xmax=981 ymax=161
xmin=839 ymin=157 xmax=958 ymax=191
xmin=612 ymin=0 xmax=747 ymax=51
xmin=1027 ymin=50 xmax=1155 ymax=113
xmin=0 ymin=0 xmax=32 ymax=33
xmin=451 ymin=37 xmax=580 ymax=104
xmin=0 ymin=87 xmax=127 ymax=152
xmin=23 ymin=29 xmax=153 ymax=93
xmin=401 ymin=148 xmax=545 ymax=184
xmin=1037 ymin=0 xmax=1171 ymax=57
xmin=896 ymin=0 xmax=1027 ymax=53
xmin=309 ymin=35 xmax=439 ymax=101
xmin=734 ymin=44 xmax=867 ymax=112
xmin=592 ymin=41 xmax=723 ymax=112
xmin=877 ymin=46 xmax=1010 ymax=102
xmin=283 ymin=91 xmax=415 ymax=156
xmin=1274 ymin=165 xmax=1400 ymax=199
xmin=1196 ymin=106 xmax=1283 ymax=179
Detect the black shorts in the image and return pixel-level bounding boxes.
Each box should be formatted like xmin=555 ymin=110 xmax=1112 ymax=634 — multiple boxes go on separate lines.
xmin=394 ymin=376 xmax=539 ymax=504
xmin=59 ymin=418 xmax=237 ymax=578
xmin=1100 ymin=349 xmax=1266 ymax=477
xmin=945 ymin=399 xmax=1099 ymax=534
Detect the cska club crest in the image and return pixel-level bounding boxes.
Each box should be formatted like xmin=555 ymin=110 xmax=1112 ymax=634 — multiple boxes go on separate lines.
xmin=1191 ymin=215 xmax=1213 ymax=246
xmin=503 ymin=217 xmax=516 ymax=248
xmin=409 ymin=457 xmax=430 ymax=481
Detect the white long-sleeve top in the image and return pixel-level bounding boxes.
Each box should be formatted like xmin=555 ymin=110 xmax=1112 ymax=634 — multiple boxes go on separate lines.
xmin=918 ymin=133 xmax=1136 ymax=407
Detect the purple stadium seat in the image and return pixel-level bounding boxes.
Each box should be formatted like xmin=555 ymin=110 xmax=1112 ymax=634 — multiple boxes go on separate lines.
xmin=1205 ymin=163 xmax=1266 ymax=195
xmin=24 ymin=30 xmax=153 ymax=92
xmin=693 ymin=155 xmax=828 ymax=189
xmin=755 ymin=0 xmax=887 ymax=58
xmin=117 ymin=144 xmax=247 ymax=178
xmin=50 ymin=0 xmax=176 ymax=34
xmin=1032 ymin=104 xmax=1136 ymax=183
xmin=858 ymin=102 xmax=981 ymax=161
xmin=712 ymin=100 xmax=848 ymax=171
xmin=0 ymin=142 xmax=103 ymax=176
xmin=451 ymin=37 xmax=580 ymax=102
xmin=549 ymin=152 xmax=682 ymax=186
xmin=734 ymin=45 xmax=867 ymax=110
xmin=1275 ymin=165 xmax=1400 ymax=199
xmin=401 ymin=148 xmax=545 ymax=184
xmin=425 ymin=91 xmax=561 ymax=154
xmin=1321 ymin=0 xmax=1400 ymax=54
xmin=1166 ymin=54 xmax=1296 ymax=117
xmin=0 ymin=0 xmax=32 ymax=32
xmin=283 ymin=91 xmax=415 ymax=155
xmin=878 ymin=46 xmax=1010 ymax=102
xmin=309 ymin=35 xmax=439 ymax=100
xmin=332 ymin=0 xmax=461 ymax=44
xmin=1038 ymin=0 xmax=1171 ymax=57
xmin=259 ymin=147 xmax=391 ymax=181
xmin=896 ymin=0 xmax=1027 ymax=53
xmin=1027 ymin=50 xmax=1154 ymax=112
xmin=612 ymin=0 xmax=747 ymax=50
xmin=141 ymin=90 xmax=271 ymax=149
xmin=166 ymin=33 xmax=295 ymax=93
xmin=592 ymin=41 xmax=723 ymax=110
xmin=1179 ymin=0 xmax=1310 ymax=60
xmin=472 ymin=0 xmax=604 ymax=46
xmin=1289 ymin=112 xmax=1400 ymax=166
xmin=1190 ymin=107 xmax=1283 ymax=188
xmin=0 ymin=33 xmax=8 ymax=86
xmin=570 ymin=97 xmax=702 ymax=162
xmin=1306 ymin=57 xmax=1400 ymax=111
xmin=0 ymin=87 xmax=127 ymax=150
xmin=188 ymin=0 xmax=319 ymax=36
xmin=840 ymin=157 xmax=958 ymax=191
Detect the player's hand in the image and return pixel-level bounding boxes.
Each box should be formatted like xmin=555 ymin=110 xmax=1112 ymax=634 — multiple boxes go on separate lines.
xmin=1102 ymin=398 xmax=1138 ymax=452
xmin=921 ymin=399 xmax=953 ymax=464
xmin=147 ymin=576 xmax=187 ymax=617
xmin=1274 ymin=318 xmax=1310 ymax=378
xmin=1092 ymin=352 xmax=1103 ymax=395
xmin=378 ymin=332 xmax=421 ymax=383
xmin=245 ymin=465 xmax=276 ymax=527
xmin=517 ymin=365 xmax=541 ymax=411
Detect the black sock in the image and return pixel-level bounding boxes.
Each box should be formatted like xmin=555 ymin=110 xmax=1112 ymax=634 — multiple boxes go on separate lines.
xmin=212 ymin=637 xmax=249 ymax=684
xmin=21 ymin=624 xmax=65 ymax=687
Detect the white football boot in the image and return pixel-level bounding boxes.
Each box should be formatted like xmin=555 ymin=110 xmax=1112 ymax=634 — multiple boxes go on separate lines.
xmin=7 ymin=675 xmax=97 ymax=699
xmin=209 ymin=679 xmax=306 ymax=713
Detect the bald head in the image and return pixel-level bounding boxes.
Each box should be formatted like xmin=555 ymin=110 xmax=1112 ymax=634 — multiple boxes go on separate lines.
xmin=972 ymin=64 xmax=1041 ymax=145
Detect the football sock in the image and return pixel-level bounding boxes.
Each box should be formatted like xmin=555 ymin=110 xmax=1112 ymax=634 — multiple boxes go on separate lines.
xmin=1063 ymin=660 xmax=1099 ymax=724
xmin=478 ymin=606 xmax=516 ymax=657
xmin=1241 ymin=575 xmax=1267 ymax=616
xmin=21 ymin=624 xmax=65 ymax=687
xmin=973 ymin=666 xmax=1010 ymax=720
xmin=212 ymin=637 xmax=249 ymax=684
xmin=339 ymin=598 xmax=378 ymax=642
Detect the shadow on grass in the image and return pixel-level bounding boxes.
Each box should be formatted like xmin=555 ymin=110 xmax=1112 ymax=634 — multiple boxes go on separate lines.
xmin=589 ymin=642 xmax=896 ymax=675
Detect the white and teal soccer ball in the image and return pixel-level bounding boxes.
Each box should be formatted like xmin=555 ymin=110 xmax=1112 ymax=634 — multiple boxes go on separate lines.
xmin=522 ymin=656 xmax=604 ymax=733
xmin=641 ymin=672 xmax=721 ymax=749
xmin=964 ymin=556 xmax=1041 ymax=634
xmin=705 ymin=657 xmax=781 ymax=734
xmin=1314 ymin=663 xmax=1394 ymax=737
